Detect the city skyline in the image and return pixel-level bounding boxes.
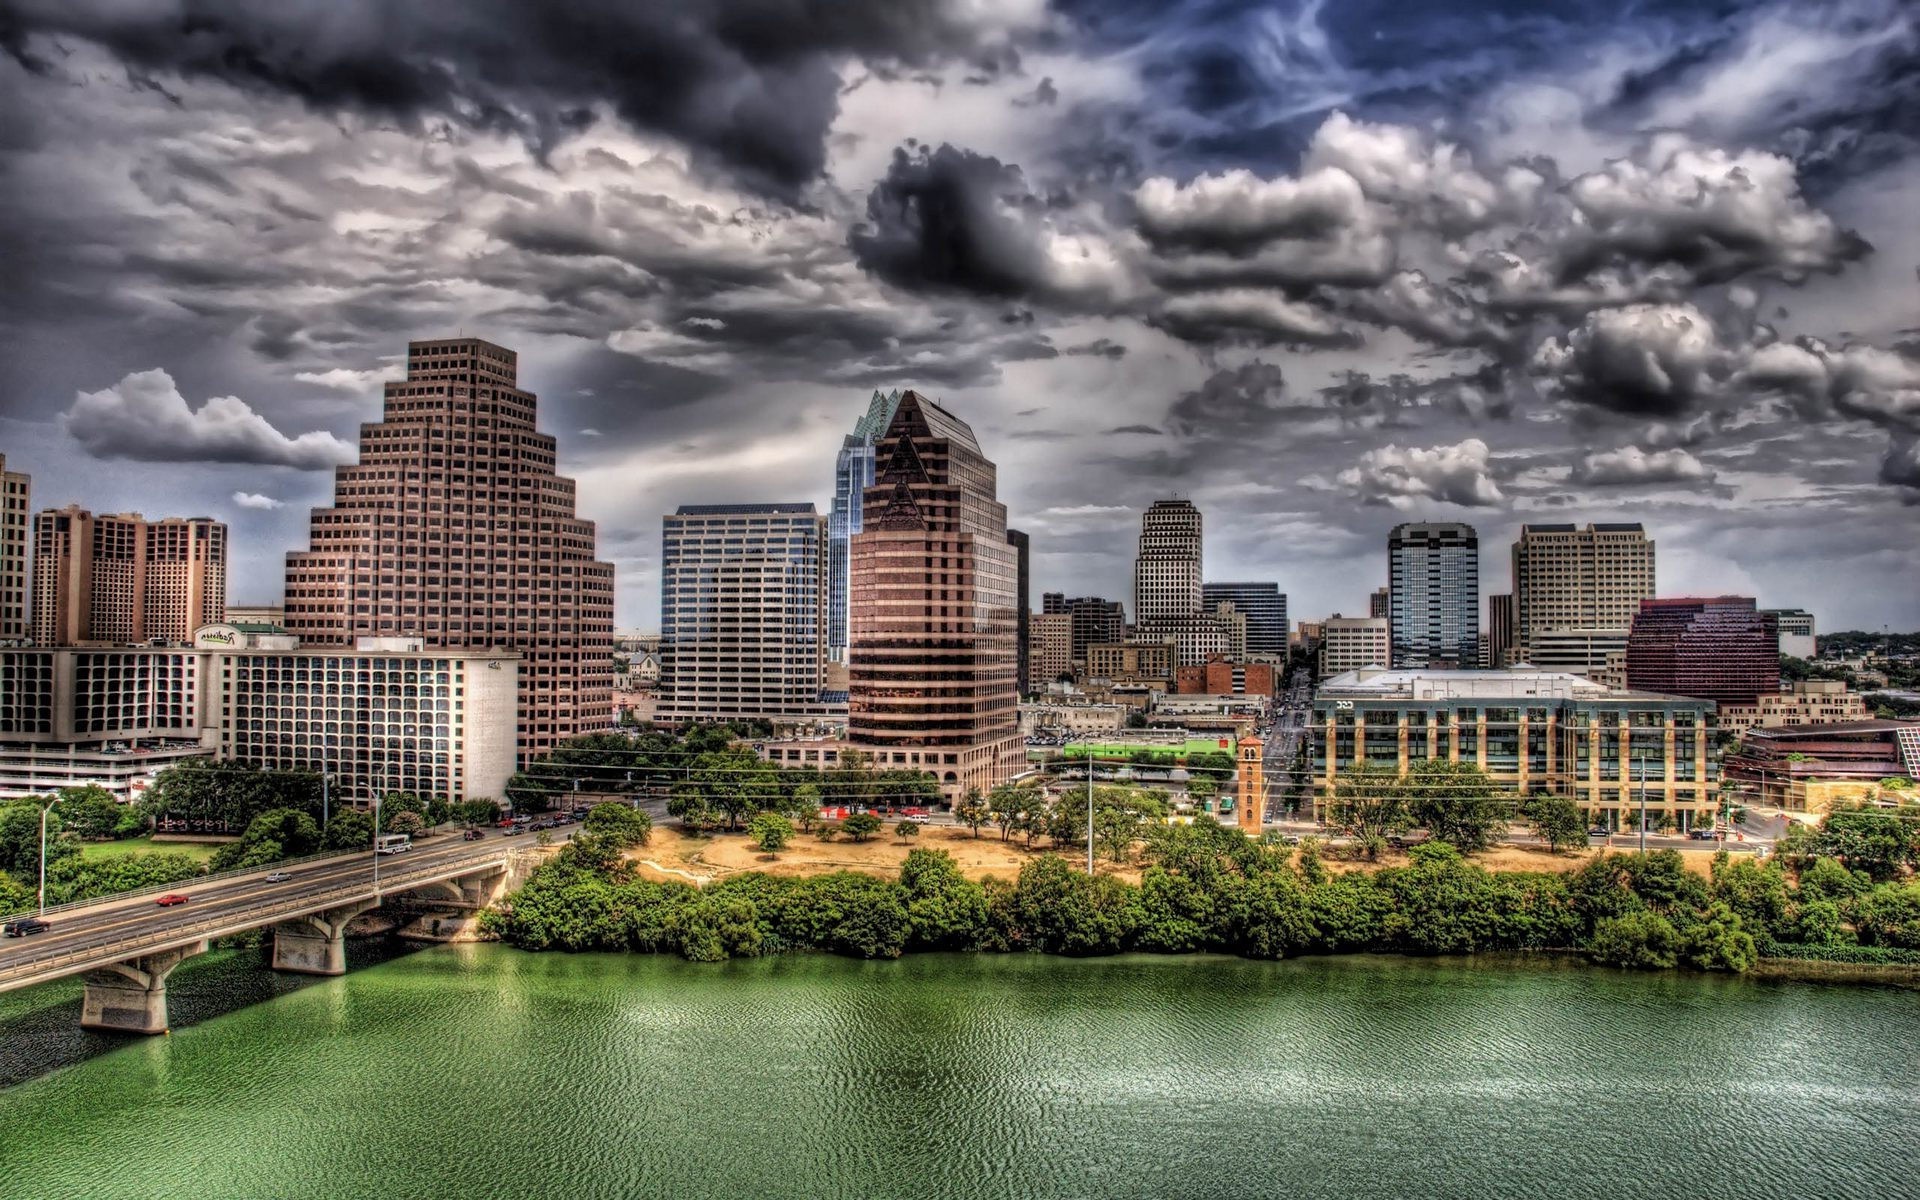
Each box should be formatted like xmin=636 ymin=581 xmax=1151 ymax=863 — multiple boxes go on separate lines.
xmin=1 ymin=2 xmax=1918 ymax=631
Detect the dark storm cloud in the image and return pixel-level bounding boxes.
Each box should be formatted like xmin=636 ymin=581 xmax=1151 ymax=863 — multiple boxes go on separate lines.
xmin=0 ymin=0 xmax=1033 ymax=194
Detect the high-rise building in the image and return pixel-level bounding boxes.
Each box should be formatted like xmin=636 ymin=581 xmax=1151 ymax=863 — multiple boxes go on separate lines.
xmin=828 ymin=390 xmax=904 ymax=663
xmin=1486 ymin=593 xmax=1514 ymax=668
xmin=283 ymin=338 xmax=614 ymax=760
xmin=1388 ymin=522 xmax=1479 ymax=668
xmin=0 ymin=453 xmax=28 ymax=643
xmin=656 ymin=503 xmax=835 ymax=725
xmin=1134 ymin=499 xmax=1203 ymax=626
xmin=1625 ymin=597 xmax=1780 ymax=706
xmin=1319 ymin=615 xmax=1390 ymax=675
xmin=1008 ymin=528 xmax=1031 ymax=697
xmin=847 ymin=391 xmax=1022 ymax=798
xmin=1202 ymin=582 xmax=1288 ymax=658
xmin=1029 ymin=612 xmax=1072 ymax=688
xmin=31 ymin=507 xmax=226 ymax=646
xmin=1763 ymin=608 xmax=1817 ymax=659
xmin=1511 ymin=522 xmax=1655 ymax=673
xmin=1369 ymin=587 xmax=1389 ymax=619
xmin=1041 ymin=593 xmax=1125 ymax=666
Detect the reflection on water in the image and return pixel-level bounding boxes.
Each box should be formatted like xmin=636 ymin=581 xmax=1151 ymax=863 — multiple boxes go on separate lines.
xmin=2 ymin=948 xmax=1917 ymax=1200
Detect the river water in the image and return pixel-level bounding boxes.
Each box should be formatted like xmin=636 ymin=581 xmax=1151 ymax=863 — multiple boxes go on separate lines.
xmin=0 ymin=946 xmax=1914 ymax=1199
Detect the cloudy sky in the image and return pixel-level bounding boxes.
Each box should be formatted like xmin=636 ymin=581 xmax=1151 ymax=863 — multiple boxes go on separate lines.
xmin=2 ymin=0 xmax=1917 ymax=631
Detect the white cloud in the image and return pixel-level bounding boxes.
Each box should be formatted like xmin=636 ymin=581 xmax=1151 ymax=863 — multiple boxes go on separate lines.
xmin=1336 ymin=438 xmax=1504 ymax=507
xmin=1573 ymin=445 xmax=1715 ymax=486
xmin=63 ymin=369 xmax=355 ymax=469
xmin=294 ymin=367 xmax=395 ymax=392
xmin=231 ymin=491 xmax=285 ymax=509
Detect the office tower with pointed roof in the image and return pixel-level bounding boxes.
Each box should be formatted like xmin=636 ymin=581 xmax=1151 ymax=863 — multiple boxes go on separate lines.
xmin=283 ymin=338 xmax=615 ymax=761
xmin=847 ymin=390 xmax=1021 ymax=798
xmin=828 ymin=389 xmax=904 ymax=663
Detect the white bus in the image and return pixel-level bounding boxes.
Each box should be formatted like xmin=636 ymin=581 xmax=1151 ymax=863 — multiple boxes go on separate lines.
xmin=376 ymin=833 xmax=412 ymax=855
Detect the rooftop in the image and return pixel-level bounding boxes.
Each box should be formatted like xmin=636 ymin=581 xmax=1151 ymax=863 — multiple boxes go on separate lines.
xmin=1316 ymin=666 xmax=1690 ymax=703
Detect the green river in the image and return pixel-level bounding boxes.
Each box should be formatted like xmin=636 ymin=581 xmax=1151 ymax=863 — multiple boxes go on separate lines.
xmin=1 ymin=946 xmax=1915 ymax=1199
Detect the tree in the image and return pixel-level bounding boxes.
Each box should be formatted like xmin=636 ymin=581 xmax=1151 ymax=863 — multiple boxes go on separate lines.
xmin=584 ymin=802 xmax=653 ymax=847
xmin=1185 ymin=775 xmax=1218 ymax=809
xmin=748 ymin=810 xmax=793 ymax=854
xmin=57 ymin=786 xmax=123 ymax=841
xmin=1588 ymin=910 xmax=1681 ymax=969
xmin=954 ymin=789 xmax=990 ymax=838
xmin=0 ymin=800 xmax=77 ymax=880
xmin=988 ymin=782 xmax=1039 ymax=843
xmin=211 ymin=807 xmax=322 ymax=871
xmin=681 ymin=748 xmax=781 ymax=831
xmin=388 ymin=810 xmax=427 ymax=838
xmin=843 ymin=813 xmax=883 ymax=843
xmin=790 ymin=783 xmax=823 ymax=834
xmin=1407 ymin=760 xmax=1506 ymax=853
xmin=1525 ymin=794 xmax=1588 ymax=853
xmin=899 ymin=849 xmax=988 ymax=950
xmin=815 ymin=821 xmax=839 ymax=843
xmin=1324 ymin=762 xmax=1411 ymax=857
xmin=894 ymin=819 xmax=920 ymax=844
xmin=321 ymin=810 xmax=374 ymax=852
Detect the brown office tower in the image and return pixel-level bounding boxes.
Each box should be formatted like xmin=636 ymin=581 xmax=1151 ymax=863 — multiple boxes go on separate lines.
xmin=847 ymin=391 xmax=1021 ymax=800
xmin=31 ymin=507 xmax=225 ymax=645
xmin=283 ymin=338 xmax=615 ymax=760
xmin=1625 ymin=596 xmax=1780 ymax=706
xmin=0 ymin=453 xmax=28 ymax=643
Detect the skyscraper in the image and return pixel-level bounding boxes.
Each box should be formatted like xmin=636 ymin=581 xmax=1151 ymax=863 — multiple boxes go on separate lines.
xmin=31 ymin=507 xmax=226 ymax=645
xmin=847 ymin=391 xmax=1021 ymax=798
xmin=1511 ymin=522 xmax=1656 ymax=674
xmin=1134 ymin=498 xmax=1231 ymax=665
xmin=1203 ymin=582 xmax=1288 ymax=658
xmin=1487 ymin=593 xmax=1514 ymax=668
xmin=1369 ymin=587 xmax=1389 ymax=619
xmin=657 ymin=503 xmax=834 ymax=725
xmin=827 ymin=390 xmax=903 ymax=663
xmin=1625 ymin=597 xmax=1780 ymax=706
xmin=1008 ymin=527 xmax=1031 ymax=697
xmin=284 ymin=338 xmax=614 ymax=760
xmin=1388 ymin=521 xmax=1479 ymax=668
xmin=0 ymin=453 xmax=28 ymax=644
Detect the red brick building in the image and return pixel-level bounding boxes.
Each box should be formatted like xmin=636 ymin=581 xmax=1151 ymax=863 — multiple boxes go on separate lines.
xmin=1174 ymin=657 xmax=1278 ymax=696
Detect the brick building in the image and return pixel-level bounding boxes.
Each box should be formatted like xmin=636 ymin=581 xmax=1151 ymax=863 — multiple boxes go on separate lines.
xmin=31 ymin=507 xmax=226 ymax=645
xmin=1624 ymin=596 xmax=1779 ymax=706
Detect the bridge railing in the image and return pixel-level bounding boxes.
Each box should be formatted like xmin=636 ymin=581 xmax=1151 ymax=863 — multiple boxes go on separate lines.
xmin=32 ymin=846 xmax=366 ymax=918
xmin=0 ymin=855 xmax=505 ymax=986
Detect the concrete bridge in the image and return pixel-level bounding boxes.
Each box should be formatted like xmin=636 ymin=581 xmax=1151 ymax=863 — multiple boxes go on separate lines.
xmin=0 ymin=832 xmax=540 ymax=1034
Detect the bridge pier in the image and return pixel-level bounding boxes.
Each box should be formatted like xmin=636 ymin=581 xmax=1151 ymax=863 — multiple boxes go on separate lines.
xmin=80 ymin=940 xmax=207 ymax=1035
xmin=271 ymin=900 xmax=379 ymax=976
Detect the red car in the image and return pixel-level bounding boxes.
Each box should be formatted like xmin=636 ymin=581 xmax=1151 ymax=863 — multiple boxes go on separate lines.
xmin=155 ymin=893 xmax=190 ymax=907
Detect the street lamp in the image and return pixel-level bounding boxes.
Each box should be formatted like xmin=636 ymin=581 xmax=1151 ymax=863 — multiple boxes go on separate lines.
xmin=1636 ymin=750 xmax=1649 ymax=855
xmin=37 ymin=795 xmax=62 ymax=915
xmin=1085 ymin=754 xmax=1095 ymax=877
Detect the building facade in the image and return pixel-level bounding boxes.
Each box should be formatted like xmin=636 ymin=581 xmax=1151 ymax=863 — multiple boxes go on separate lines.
xmin=30 ymin=508 xmax=227 ymax=646
xmin=1175 ymin=659 xmax=1279 ymax=697
xmin=1008 ymin=527 xmax=1030 ymax=697
xmin=1202 ymin=582 xmax=1288 ymax=658
xmin=1313 ymin=667 xmax=1717 ymax=830
xmin=1388 ymin=522 xmax=1479 ymax=668
xmin=1485 ymin=593 xmax=1514 ymax=668
xmin=1086 ymin=640 xmax=1175 ymax=684
xmin=1029 ymin=612 xmax=1072 ymax=687
xmin=827 ymin=390 xmax=903 ymax=663
xmin=1716 ymin=680 xmax=1872 ymax=734
xmin=1764 ymin=608 xmax=1817 ymax=659
xmin=1511 ymin=522 xmax=1655 ymax=673
xmin=0 ymin=453 xmax=27 ymax=643
xmin=0 ymin=645 xmax=212 ymax=800
xmin=283 ymin=338 xmax=614 ymax=760
xmin=1042 ymin=593 xmax=1127 ymax=667
xmin=1624 ymin=597 xmax=1780 ymax=706
xmin=1134 ymin=499 xmax=1203 ymax=627
xmin=1369 ymin=587 xmax=1389 ymax=619
xmin=1723 ymin=720 xmax=1920 ymax=811
xmin=1319 ymin=616 xmax=1390 ymax=675
xmin=846 ymin=392 xmax=1022 ymax=798
xmin=656 ymin=503 xmax=836 ymax=725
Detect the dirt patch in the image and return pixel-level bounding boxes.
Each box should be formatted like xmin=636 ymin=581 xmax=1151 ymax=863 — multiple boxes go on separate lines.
xmin=1322 ymin=843 xmax=1723 ymax=876
xmin=625 ymin=824 xmax=1143 ymax=885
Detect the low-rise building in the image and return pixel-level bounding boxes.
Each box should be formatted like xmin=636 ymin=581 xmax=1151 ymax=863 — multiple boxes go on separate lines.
xmin=1319 ymin=616 xmax=1389 ymax=676
xmin=1721 ymin=720 xmax=1920 ymax=811
xmin=1312 ymin=667 xmax=1717 ymax=831
xmin=1764 ymin=608 xmax=1817 ymax=659
xmin=1019 ymin=701 xmax=1128 ymax=737
xmin=1716 ymin=680 xmax=1872 ymax=734
xmin=1174 ymin=659 xmax=1279 ymax=697
xmin=1087 ymin=640 xmax=1174 ymax=684
xmin=0 ymin=645 xmax=213 ymax=801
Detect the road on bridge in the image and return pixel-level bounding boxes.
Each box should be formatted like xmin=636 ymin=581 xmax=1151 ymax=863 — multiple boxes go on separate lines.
xmin=0 ymin=827 xmax=530 ymax=995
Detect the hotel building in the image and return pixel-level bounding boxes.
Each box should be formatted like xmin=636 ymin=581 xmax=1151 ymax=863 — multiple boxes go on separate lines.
xmin=31 ymin=508 xmax=227 ymax=645
xmin=283 ymin=338 xmax=614 ymax=760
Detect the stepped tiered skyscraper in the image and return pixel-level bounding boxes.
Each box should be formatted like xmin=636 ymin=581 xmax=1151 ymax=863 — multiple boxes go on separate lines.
xmin=847 ymin=391 xmax=1021 ymax=798
xmin=283 ymin=338 xmax=614 ymax=760
xmin=828 ymin=390 xmax=903 ymax=663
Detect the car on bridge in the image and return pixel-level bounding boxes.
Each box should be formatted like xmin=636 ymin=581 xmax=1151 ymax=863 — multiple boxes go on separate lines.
xmin=3 ymin=917 xmax=51 ymax=937
xmin=264 ymin=871 xmax=292 ymax=882
xmin=155 ymin=894 xmax=190 ymax=907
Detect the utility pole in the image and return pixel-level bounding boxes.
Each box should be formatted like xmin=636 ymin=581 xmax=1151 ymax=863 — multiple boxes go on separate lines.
xmin=1086 ymin=755 xmax=1095 ymax=876
xmin=1637 ymin=751 xmax=1648 ymax=855
xmin=37 ymin=797 xmax=60 ymax=915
